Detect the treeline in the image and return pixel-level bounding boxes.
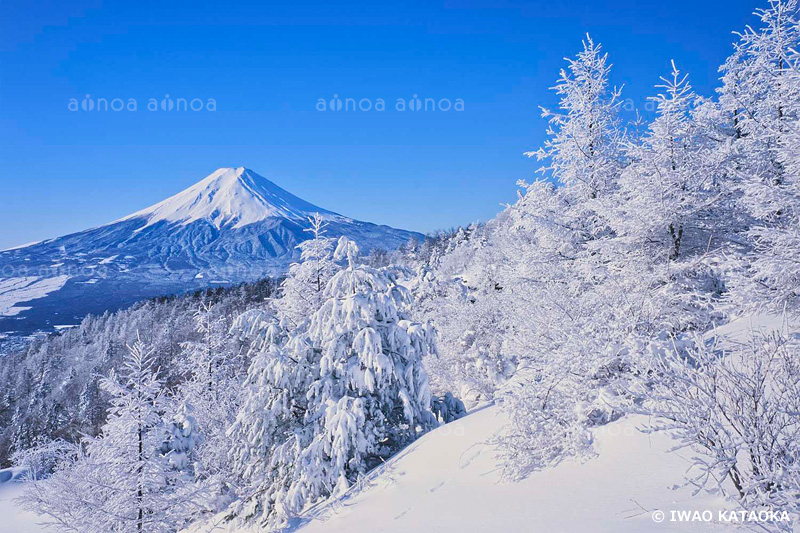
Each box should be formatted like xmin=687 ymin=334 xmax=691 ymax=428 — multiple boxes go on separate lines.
xmin=0 ymin=279 xmax=280 ymax=467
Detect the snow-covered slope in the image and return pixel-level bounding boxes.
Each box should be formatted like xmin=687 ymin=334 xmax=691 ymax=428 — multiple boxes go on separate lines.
xmin=0 ymin=168 xmax=421 ymax=334
xmin=0 ymin=469 xmax=42 ymax=533
xmin=290 ymin=405 xmax=730 ymax=533
xmin=182 ymin=404 xmax=732 ymax=533
xmin=0 ymin=276 xmax=70 ymax=317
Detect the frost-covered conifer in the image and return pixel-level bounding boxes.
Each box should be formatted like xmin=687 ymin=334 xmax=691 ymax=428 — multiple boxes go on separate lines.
xmin=275 ymin=213 xmax=338 ymax=328
xmin=529 ymin=34 xmax=624 ymax=236
xmin=230 ymin=237 xmax=437 ymax=528
xmin=21 ymin=338 xmax=205 ymax=533
xmin=162 ymin=402 xmax=201 ymax=476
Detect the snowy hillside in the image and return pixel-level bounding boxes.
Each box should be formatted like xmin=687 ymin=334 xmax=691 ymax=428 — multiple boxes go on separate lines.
xmin=176 ymin=404 xmax=730 ymax=533
xmin=0 ymin=469 xmax=42 ymax=533
xmin=295 ymin=406 xmax=733 ymax=533
xmin=5 ymin=404 xmax=733 ymax=533
xmin=0 ymin=167 xmax=420 ymax=334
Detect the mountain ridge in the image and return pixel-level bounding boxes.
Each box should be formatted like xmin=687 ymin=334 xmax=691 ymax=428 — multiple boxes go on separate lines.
xmin=0 ymin=167 xmax=421 ymax=334
xmin=118 ymin=167 xmax=345 ymax=230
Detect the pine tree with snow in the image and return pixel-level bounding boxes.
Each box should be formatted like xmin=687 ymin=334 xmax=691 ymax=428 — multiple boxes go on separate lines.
xmin=161 ymin=401 xmax=201 ymax=477
xmin=302 ymin=236 xmax=437 ymax=466
xmin=230 ymin=237 xmax=437 ymax=528
xmin=228 ymin=333 xmax=317 ymax=523
xmin=229 ymin=308 xmax=284 ymax=355
xmin=275 ymin=213 xmax=339 ymax=329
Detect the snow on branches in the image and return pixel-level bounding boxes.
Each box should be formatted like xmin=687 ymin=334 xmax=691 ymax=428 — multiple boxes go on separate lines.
xmin=229 ymin=237 xmax=437 ymax=528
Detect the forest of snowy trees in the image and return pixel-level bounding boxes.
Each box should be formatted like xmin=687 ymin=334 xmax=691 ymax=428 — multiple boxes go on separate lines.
xmin=4 ymin=0 xmax=800 ymax=531
xmin=0 ymin=279 xmax=280 ymax=467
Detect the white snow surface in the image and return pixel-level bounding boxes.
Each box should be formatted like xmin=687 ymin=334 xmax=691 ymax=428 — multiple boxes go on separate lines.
xmin=710 ymin=313 xmax=799 ymax=346
xmin=186 ymin=404 xmax=734 ymax=533
xmin=0 ymin=470 xmax=44 ymax=533
xmin=0 ymin=276 xmax=70 ymax=317
xmin=119 ymin=167 xmax=345 ymax=230
xmin=295 ymin=406 xmax=732 ymax=533
xmin=1 ymin=241 xmax=43 ymax=252
xmin=13 ymin=317 xmax=792 ymax=533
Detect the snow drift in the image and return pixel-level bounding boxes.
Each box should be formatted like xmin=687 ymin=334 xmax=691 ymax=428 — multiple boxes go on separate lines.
xmin=177 ymin=403 xmax=733 ymax=533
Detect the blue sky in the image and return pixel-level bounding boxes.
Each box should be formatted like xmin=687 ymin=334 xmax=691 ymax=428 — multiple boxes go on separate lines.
xmin=0 ymin=0 xmax=760 ymax=249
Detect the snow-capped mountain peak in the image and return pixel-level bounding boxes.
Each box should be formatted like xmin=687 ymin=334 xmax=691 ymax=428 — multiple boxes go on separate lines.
xmin=121 ymin=167 xmax=341 ymax=230
xmin=0 ymin=166 xmax=420 ymax=334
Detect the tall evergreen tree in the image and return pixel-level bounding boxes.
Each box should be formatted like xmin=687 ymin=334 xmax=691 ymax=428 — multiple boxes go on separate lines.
xmin=529 ymin=33 xmax=624 ymax=236
xmin=230 ymin=238 xmax=437 ymax=528
xmin=22 ymin=338 xmax=205 ymax=533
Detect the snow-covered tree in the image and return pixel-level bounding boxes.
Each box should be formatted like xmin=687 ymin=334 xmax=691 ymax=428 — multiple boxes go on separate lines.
xmin=229 ymin=308 xmax=282 ymax=356
xmin=275 ymin=213 xmax=338 ymax=328
xmin=630 ymin=324 xmax=800 ymax=529
xmin=161 ymin=401 xmax=201 ymax=477
xmin=529 ymin=34 xmax=624 ymax=234
xmin=431 ymin=392 xmax=467 ymax=424
xmin=230 ymin=237 xmax=437 ymax=528
xmin=228 ymin=332 xmax=316 ymax=522
xmin=176 ymin=301 xmax=244 ymax=509
xmin=610 ymin=62 xmax=710 ymax=261
xmin=21 ymin=338 xmax=206 ymax=533
xmin=304 ymin=236 xmax=437 ymax=457
xmin=739 ymin=14 xmax=800 ymax=309
xmin=723 ymin=0 xmax=799 ymax=223
xmin=11 ymin=438 xmax=78 ymax=481
xmin=422 ymin=50 xmax=726 ymax=481
xmin=180 ymin=300 xmax=233 ymax=389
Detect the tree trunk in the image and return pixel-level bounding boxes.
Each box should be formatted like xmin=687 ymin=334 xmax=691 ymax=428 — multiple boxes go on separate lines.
xmin=138 ymin=424 xmax=144 ymax=533
xmin=668 ymin=223 xmax=683 ymax=261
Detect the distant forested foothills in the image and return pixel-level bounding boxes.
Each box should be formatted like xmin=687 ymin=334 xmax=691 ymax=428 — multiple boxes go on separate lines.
xmin=0 ymin=278 xmax=282 ymax=467
xmin=7 ymin=1 xmax=800 ymax=532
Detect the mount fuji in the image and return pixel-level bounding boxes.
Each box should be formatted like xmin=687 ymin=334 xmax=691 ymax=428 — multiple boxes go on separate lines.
xmin=0 ymin=167 xmax=421 ymax=335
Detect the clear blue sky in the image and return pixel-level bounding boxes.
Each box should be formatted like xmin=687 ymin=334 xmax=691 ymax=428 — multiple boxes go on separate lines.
xmin=0 ymin=0 xmax=759 ymax=249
